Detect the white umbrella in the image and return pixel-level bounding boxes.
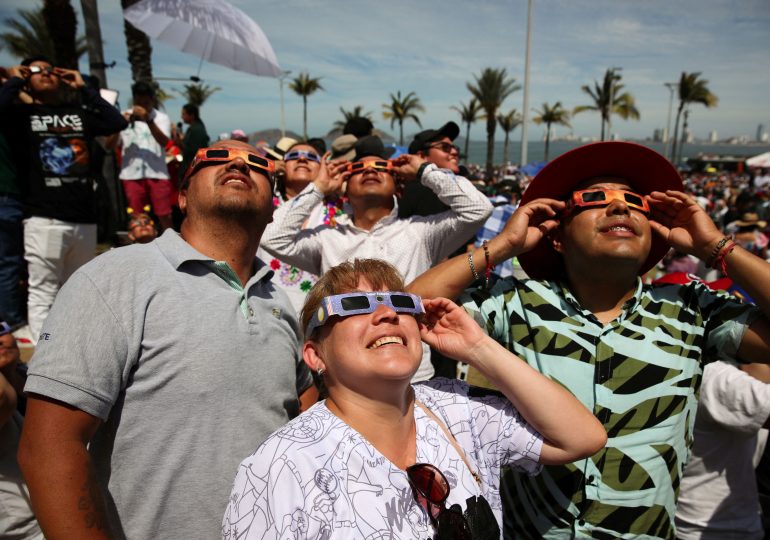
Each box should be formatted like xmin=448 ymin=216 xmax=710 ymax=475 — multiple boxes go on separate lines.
xmin=123 ymin=0 xmax=281 ymax=78
xmin=747 ymin=151 xmax=770 ymax=168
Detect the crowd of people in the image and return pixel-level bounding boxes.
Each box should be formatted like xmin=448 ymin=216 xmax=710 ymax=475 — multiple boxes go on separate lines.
xmin=2 ymin=57 xmax=770 ymax=540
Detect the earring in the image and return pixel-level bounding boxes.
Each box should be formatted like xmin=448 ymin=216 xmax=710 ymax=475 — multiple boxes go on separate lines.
xmin=317 ymin=367 xmax=325 ymax=377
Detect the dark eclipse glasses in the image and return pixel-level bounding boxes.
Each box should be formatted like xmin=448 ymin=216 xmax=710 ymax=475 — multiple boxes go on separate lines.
xmin=567 ymin=188 xmax=650 ymax=214
xmin=347 ymin=160 xmax=395 ymax=174
xmin=305 ymin=291 xmax=424 ymax=336
xmin=284 ymin=149 xmax=321 ymax=163
xmin=184 ymin=147 xmax=275 ymax=184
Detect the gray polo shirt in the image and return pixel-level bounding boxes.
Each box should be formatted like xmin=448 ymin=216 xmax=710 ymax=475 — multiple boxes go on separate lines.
xmin=25 ymin=230 xmax=311 ymax=540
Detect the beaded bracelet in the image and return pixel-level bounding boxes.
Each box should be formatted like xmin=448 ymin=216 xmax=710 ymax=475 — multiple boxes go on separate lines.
xmin=705 ymin=236 xmax=732 ymax=268
xmin=467 ymin=251 xmax=481 ymax=282
xmin=713 ymin=241 xmax=737 ymax=276
xmin=482 ymin=241 xmax=492 ymax=289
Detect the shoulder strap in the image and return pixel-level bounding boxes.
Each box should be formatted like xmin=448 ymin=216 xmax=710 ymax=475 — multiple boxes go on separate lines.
xmin=415 ymin=399 xmax=481 ymax=486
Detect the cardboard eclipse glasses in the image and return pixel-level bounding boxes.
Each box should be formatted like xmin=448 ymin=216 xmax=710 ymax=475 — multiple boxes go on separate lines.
xmin=305 ymin=291 xmax=424 ymax=336
xmin=347 ymin=160 xmax=395 ymax=174
xmin=184 ymin=147 xmax=275 ymax=184
xmin=567 ymin=188 xmax=650 ymax=214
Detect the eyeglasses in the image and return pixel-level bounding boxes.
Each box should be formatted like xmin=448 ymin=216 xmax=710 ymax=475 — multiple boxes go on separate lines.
xmin=0 ymin=321 xmax=11 ymax=336
xmin=568 ymin=188 xmax=649 ymax=214
xmin=28 ymin=65 xmax=55 ymax=76
xmin=284 ymin=150 xmax=321 ymax=163
xmin=407 ymin=463 xmax=472 ymax=539
xmin=428 ymin=142 xmax=460 ymax=154
xmin=184 ymin=147 xmax=275 ymax=184
xmin=347 ymin=160 xmax=394 ymax=174
xmin=305 ymin=291 xmax=424 ymax=336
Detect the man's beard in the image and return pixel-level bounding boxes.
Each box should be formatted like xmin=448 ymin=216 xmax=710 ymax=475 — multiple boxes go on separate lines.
xmin=209 ymin=195 xmax=272 ymax=223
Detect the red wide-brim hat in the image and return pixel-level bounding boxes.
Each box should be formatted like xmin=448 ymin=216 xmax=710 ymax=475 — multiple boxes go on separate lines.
xmin=519 ymin=142 xmax=683 ymax=280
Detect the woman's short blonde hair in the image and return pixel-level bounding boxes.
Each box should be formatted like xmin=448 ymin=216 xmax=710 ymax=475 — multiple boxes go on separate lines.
xmin=301 ymin=259 xmax=405 ymax=339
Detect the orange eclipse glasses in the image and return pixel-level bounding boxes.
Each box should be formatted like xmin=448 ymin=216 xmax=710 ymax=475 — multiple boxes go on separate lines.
xmin=347 ymin=160 xmax=395 ymax=174
xmin=567 ymin=188 xmax=650 ymax=214
xmin=184 ymin=147 xmax=275 ymax=184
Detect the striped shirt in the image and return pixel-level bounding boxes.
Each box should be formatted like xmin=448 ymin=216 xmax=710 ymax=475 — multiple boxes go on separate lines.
xmin=460 ymin=277 xmax=760 ymax=539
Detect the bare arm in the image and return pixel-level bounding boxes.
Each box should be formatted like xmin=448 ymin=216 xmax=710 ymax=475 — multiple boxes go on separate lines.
xmin=0 ymin=371 xmax=16 ymax=427
xmin=420 ymin=298 xmax=607 ymax=464
xmin=407 ymin=198 xmax=565 ymax=299
xmin=130 ymin=105 xmax=169 ymax=147
xmin=18 ymin=395 xmax=114 ymax=539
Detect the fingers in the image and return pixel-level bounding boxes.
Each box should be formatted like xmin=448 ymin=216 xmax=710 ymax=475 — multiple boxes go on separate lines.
xmin=648 ymin=219 xmax=671 ymax=239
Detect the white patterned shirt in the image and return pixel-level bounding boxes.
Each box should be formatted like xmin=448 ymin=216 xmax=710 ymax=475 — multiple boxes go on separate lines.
xmin=118 ymin=108 xmax=171 ymax=180
xmin=222 ymin=379 xmax=543 ymax=539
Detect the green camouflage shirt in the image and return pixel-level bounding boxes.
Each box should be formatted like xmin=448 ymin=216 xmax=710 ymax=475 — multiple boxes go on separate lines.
xmin=460 ymin=277 xmax=759 ymax=539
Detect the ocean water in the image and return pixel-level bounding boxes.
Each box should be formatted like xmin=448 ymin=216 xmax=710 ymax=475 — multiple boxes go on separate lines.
xmin=461 ymin=139 xmax=770 ymax=167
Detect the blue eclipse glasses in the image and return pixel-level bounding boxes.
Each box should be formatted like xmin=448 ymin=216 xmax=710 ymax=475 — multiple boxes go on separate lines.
xmin=305 ymin=291 xmax=424 ymax=337
xmin=0 ymin=321 xmax=11 ymax=336
xmin=284 ymin=150 xmax=321 ymax=163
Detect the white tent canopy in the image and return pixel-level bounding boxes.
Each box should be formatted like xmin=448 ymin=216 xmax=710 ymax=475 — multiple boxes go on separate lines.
xmin=747 ymin=151 xmax=770 ymax=168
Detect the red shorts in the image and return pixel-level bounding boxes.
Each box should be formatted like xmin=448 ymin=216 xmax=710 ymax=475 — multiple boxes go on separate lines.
xmin=122 ymin=178 xmax=173 ymax=217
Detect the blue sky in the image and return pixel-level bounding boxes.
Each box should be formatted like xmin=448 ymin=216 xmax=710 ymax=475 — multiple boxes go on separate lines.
xmin=1 ymin=0 xmax=769 ymax=143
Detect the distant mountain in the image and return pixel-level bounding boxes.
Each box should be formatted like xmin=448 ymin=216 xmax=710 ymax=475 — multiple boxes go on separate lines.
xmin=248 ymin=128 xmax=396 ymax=147
xmin=248 ymin=129 xmax=303 ymax=146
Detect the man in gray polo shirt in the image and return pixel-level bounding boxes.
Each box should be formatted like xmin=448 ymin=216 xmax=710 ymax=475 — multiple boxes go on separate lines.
xmin=17 ymin=140 xmax=315 ymax=539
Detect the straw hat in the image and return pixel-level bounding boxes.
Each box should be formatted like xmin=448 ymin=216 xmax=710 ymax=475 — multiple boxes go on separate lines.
xmin=734 ymin=212 xmax=767 ymax=228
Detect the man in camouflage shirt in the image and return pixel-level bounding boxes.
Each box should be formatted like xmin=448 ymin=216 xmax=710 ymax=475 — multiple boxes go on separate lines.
xmin=408 ymin=142 xmax=770 ymax=539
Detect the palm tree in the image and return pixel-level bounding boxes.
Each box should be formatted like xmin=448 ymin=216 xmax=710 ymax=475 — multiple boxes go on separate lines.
xmin=175 ymin=82 xmax=221 ymax=107
xmin=573 ymin=68 xmax=640 ymax=141
xmin=671 ymin=72 xmax=718 ymax=164
xmin=451 ymin=98 xmax=483 ymax=160
xmin=80 ymin=0 xmax=109 ymax=87
xmin=496 ymin=109 xmax=522 ymax=166
xmin=333 ymin=105 xmax=373 ymax=131
xmin=42 ymin=0 xmax=78 ymax=69
xmin=532 ymin=102 xmax=571 ymax=162
xmin=289 ymin=72 xmax=324 ymax=139
xmin=382 ymin=91 xmax=425 ymax=145
xmin=0 ymin=6 xmax=86 ymax=64
xmin=121 ymin=0 xmax=153 ymax=83
xmin=467 ymin=67 xmax=520 ymax=179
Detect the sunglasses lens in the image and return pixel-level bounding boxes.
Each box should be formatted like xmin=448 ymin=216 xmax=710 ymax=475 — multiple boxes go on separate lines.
xmin=581 ymin=191 xmax=607 ymax=203
xmin=341 ymin=295 xmax=371 ymax=311
xmin=248 ymin=154 xmax=269 ymax=168
xmin=624 ymin=193 xmax=644 ymax=207
xmin=205 ymin=149 xmax=230 ymax=159
xmin=390 ymin=294 xmax=416 ymax=309
xmin=408 ymin=464 xmax=448 ymax=503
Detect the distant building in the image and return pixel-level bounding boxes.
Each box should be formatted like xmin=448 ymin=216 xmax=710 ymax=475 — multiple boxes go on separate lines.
xmin=685 ymin=128 xmax=695 ymax=144
xmin=708 ymin=130 xmax=718 ymax=143
xmin=758 ymin=124 xmax=766 ymax=142
xmin=653 ymin=129 xmax=665 ymax=142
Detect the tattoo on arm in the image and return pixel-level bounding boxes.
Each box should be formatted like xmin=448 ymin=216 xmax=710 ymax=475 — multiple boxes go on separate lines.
xmin=79 ymin=481 xmax=109 ymax=531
